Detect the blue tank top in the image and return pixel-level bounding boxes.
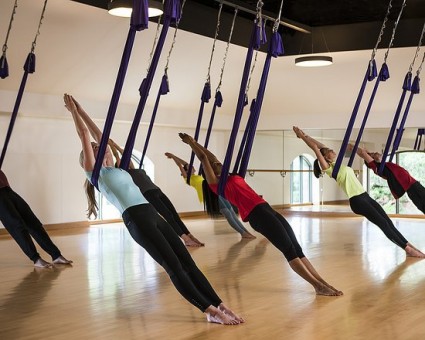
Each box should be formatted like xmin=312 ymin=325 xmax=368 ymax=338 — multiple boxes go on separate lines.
xmin=85 ymin=167 xmax=148 ymax=214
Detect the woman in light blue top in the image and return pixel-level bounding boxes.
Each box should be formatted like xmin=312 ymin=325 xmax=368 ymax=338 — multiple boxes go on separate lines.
xmin=294 ymin=126 xmax=425 ymax=258
xmin=64 ymin=94 xmax=243 ymax=325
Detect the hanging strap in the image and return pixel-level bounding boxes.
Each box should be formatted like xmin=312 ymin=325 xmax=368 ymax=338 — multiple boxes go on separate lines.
xmin=0 ymin=0 xmax=18 ymax=79
xmin=91 ymin=0 xmax=149 ymax=188
xmin=0 ymin=0 xmax=48 ymax=169
xmin=414 ymin=129 xmax=425 ymax=151
xmin=218 ymin=4 xmax=265 ymax=196
xmin=185 ymin=2 xmax=223 ymax=183
xmin=332 ymin=0 xmax=404 ymax=178
xmin=119 ymin=0 xmax=181 ymax=171
xmin=139 ymin=0 xmax=187 ymax=167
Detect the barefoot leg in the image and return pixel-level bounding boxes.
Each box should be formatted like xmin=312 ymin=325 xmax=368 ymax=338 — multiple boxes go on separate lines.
xmin=34 ymin=257 xmax=53 ymax=268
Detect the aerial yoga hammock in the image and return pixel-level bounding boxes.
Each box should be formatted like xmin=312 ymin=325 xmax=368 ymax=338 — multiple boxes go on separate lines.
xmin=218 ymin=0 xmax=284 ymax=196
xmin=0 ymin=0 xmax=48 ymax=169
xmin=185 ymin=1 xmax=224 ymax=185
xmin=332 ymin=0 xmax=407 ymax=179
xmin=382 ymin=24 xmax=425 ymax=167
xmin=413 ymin=128 xmax=425 ymax=151
xmin=139 ymin=0 xmax=188 ymax=166
xmin=0 ymin=0 xmax=18 ymax=79
xmin=91 ymin=0 xmax=181 ymax=188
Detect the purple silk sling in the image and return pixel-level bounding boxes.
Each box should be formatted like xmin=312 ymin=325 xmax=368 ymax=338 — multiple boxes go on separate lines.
xmin=120 ymin=0 xmax=181 ymax=171
xmin=91 ymin=0 xmax=149 ymax=188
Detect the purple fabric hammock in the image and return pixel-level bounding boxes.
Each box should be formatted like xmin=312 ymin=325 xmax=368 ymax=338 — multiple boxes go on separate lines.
xmin=331 ymin=60 xmax=380 ymax=178
xmin=185 ymin=82 xmax=211 ymax=184
xmin=90 ymin=0 xmax=149 ymax=188
xmin=388 ymin=75 xmax=420 ymax=162
xmin=414 ymin=128 xmax=425 ymax=151
xmin=377 ymin=72 xmax=412 ymax=174
xmin=0 ymin=53 xmax=35 ymax=169
xmin=139 ymin=74 xmax=170 ymax=166
xmin=237 ymin=31 xmax=284 ymax=178
xmin=120 ymin=0 xmax=181 ymax=171
xmin=0 ymin=55 xmax=8 ymax=79
xmin=218 ymin=20 xmax=265 ymax=196
xmin=198 ymin=90 xmax=223 ymax=176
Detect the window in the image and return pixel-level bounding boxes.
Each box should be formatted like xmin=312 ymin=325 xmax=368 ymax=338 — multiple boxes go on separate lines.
xmin=290 ymin=155 xmax=312 ymax=204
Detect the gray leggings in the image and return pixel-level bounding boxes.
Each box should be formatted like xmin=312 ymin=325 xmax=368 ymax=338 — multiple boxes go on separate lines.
xmin=218 ymin=196 xmax=249 ymax=235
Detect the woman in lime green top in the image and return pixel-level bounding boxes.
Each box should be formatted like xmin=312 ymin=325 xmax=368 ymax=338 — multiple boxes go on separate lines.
xmin=293 ymin=126 xmax=425 ymax=258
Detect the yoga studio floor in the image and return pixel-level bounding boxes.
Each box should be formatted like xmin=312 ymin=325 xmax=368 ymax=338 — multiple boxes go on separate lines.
xmin=1 ymin=208 xmax=425 ymax=340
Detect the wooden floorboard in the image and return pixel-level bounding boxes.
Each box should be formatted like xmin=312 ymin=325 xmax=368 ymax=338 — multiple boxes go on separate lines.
xmin=1 ymin=212 xmax=425 ymax=339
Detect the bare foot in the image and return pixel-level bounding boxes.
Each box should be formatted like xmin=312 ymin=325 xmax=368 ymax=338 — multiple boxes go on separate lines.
xmin=53 ymin=255 xmax=73 ymax=265
xmin=218 ymin=303 xmax=245 ymax=323
xmin=181 ymin=234 xmax=202 ymax=247
xmin=241 ymin=232 xmax=256 ymax=239
xmin=320 ymin=280 xmax=343 ymax=295
xmin=34 ymin=258 xmax=53 ymax=268
xmin=205 ymin=306 xmax=239 ymax=325
xmin=405 ymin=245 xmax=425 ymax=258
xmin=188 ymin=233 xmax=205 ymax=246
xmin=315 ymin=282 xmax=343 ymax=296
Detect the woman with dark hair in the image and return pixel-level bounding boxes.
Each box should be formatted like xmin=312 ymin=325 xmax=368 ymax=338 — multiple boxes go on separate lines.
xmin=293 ymin=126 xmax=425 ymax=258
xmin=165 ymin=152 xmax=256 ymax=239
xmin=179 ymin=132 xmax=343 ymax=297
xmin=64 ymin=94 xmax=243 ymax=325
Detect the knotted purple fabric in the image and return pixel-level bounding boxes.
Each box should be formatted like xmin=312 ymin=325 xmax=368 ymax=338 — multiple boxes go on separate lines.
xmin=91 ymin=0 xmax=149 ymax=188
xmin=120 ymin=0 xmax=181 ymax=171
xmin=0 ymin=55 xmax=9 ymax=79
xmin=0 ymin=53 xmax=37 ymax=168
xmin=140 ymin=74 xmax=170 ymax=166
xmin=414 ymin=128 xmax=425 ymax=150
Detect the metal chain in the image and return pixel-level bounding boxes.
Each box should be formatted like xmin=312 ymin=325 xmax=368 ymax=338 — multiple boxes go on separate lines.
xmin=31 ymin=0 xmax=48 ymax=53
xmin=416 ymin=52 xmax=425 ymax=76
xmin=370 ymin=0 xmax=393 ymax=61
xmin=256 ymin=0 xmax=264 ymax=39
xmin=205 ymin=1 xmax=223 ymax=84
xmin=245 ymin=49 xmax=259 ymax=96
xmin=273 ymin=0 xmax=284 ymax=33
xmin=216 ymin=8 xmax=238 ymax=92
xmin=408 ymin=23 xmax=425 ymax=73
xmin=383 ymin=0 xmax=407 ymax=63
xmin=2 ymin=0 xmax=18 ymax=56
xmin=164 ymin=0 xmax=187 ymax=75
xmin=146 ymin=12 xmax=163 ymax=75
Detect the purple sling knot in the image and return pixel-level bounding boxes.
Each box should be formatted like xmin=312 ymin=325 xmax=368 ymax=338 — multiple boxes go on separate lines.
xmin=139 ymin=78 xmax=148 ymax=95
xmin=254 ymin=21 xmax=267 ymax=50
xmin=411 ymin=76 xmax=420 ymax=94
xmin=164 ymin=0 xmax=181 ymax=22
xmin=244 ymin=94 xmax=249 ymax=107
xmin=368 ymin=59 xmax=377 ymax=81
xmin=23 ymin=53 xmax=36 ymax=74
xmin=160 ymin=74 xmax=170 ymax=95
xmin=130 ymin=0 xmax=149 ymax=30
xmin=0 ymin=55 xmax=9 ymax=79
xmin=201 ymin=82 xmax=211 ymax=102
xmin=214 ymin=90 xmax=223 ymax=107
xmin=402 ymin=72 xmax=412 ymax=91
xmin=250 ymin=98 xmax=256 ymax=112
xmin=270 ymin=31 xmax=284 ymax=57
xmin=378 ymin=63 xmax=390 ymax=81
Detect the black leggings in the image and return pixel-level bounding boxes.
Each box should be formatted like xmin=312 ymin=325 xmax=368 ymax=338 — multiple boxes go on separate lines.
xmin=143 ymin=189 xmax=190 ymax=236
xmin=407 ymin=181 xmax=425 ymax=214
xmin=122 ymin=204 xmax=221 ymax=312
xmin=0 ymin=187 xmax=61 ymax=262
xmin=349 ymin=192 xmax=408 ymax=249
xmin=248 ymin=203 xmax=305 ymax=261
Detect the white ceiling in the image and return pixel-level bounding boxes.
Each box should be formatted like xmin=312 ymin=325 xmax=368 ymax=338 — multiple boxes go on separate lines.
xmin=0 ymin=0 xmax=424 ymax=132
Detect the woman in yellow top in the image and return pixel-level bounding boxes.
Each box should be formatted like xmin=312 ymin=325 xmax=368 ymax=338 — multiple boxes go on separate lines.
xmin=293 ymin=126 xmax=425 ymax=258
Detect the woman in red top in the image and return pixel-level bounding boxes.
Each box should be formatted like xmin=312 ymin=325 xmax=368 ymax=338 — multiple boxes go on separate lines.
xmin=353 ymin=144 xmax=425 ymax=214
xmin=180 ymin=133 xmax=343 ymax=297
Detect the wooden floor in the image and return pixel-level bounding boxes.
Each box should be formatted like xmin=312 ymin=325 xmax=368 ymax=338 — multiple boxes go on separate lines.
xmin=2 ymin=210 xmax=425 ymax=339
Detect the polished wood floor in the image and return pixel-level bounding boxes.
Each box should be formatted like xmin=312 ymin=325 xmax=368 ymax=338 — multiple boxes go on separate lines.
xmin=1 ymin=211 xmax=425 ymax=339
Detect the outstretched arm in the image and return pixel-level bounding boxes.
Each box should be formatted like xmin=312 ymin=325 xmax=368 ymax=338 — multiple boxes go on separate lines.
xmin=165 ymin=152 xmax=189 ymax=178
xmin=293 ymin=126 xmax=329 ymax=171
xmin=348 ymin=143 xmax=374 ymax=163
xmin=71 ymin=96 xmax=103 ymax=143
xmin=64 ymin=94 xmax=95 ymax=171
xmin=179 ymin=133 xmax=219 ymax=184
